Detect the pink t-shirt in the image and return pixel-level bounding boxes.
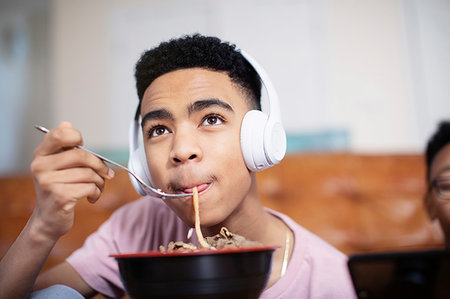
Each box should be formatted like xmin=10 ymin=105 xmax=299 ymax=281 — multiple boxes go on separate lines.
xmin=67 ymin=197 xmax=356 ymax=298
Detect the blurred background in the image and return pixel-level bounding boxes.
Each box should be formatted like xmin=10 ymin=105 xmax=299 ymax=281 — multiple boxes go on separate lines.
xmin=0 ymin=0 xmax=449 ymax=175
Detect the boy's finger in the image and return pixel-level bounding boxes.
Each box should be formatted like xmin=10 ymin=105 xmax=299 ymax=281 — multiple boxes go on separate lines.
xmin=34 ymin=122 xmax=83 ymax=157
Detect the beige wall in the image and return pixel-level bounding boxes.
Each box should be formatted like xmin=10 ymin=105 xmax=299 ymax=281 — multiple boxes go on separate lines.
xmin=1 ymin=0 xmax=449 ymax=173
xmin=327 ymin=0 xmax=416 ymax=150
xmin=51 ymin=0 xmax=114 ymax=148
xmin=49 ymin=0 xmax=449 ymax=152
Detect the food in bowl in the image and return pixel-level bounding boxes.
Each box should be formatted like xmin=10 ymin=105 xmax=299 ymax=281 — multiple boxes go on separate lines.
xmin=159 ymin=187 xmax=262 ymax=252
xmin=159 ymin=227 xmax=262 ymax=252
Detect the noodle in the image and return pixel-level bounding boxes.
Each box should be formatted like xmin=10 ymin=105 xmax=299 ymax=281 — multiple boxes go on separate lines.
xmin=158 ymin=188 xmax=261 ymax=252
xmin=193 ymin=186 xmax=210 ymax=248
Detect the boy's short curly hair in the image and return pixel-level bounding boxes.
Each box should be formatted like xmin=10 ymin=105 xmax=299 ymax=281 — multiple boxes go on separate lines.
xmin=425 ymin=121 xmax=450 ymax=180
xmin=135 ymin=34 xmax=262 ymax=114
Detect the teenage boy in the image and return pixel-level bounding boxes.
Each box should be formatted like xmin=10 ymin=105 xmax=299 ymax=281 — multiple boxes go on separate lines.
xmin=0 ymin=34 xmax=355 ymax=298
xmin=424 ymin=121 xmax=450 ymax=248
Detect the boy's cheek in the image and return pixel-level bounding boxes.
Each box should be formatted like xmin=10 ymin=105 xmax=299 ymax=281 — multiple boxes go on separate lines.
xmin=146 ymin=166 xmax=167 ymax=190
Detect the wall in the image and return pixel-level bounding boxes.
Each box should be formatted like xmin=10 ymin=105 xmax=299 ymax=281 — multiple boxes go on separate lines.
xmin=0 ymin=0 xmax=449 ymax=174
xmin=0 ymin=0 xmax=52 ymax=175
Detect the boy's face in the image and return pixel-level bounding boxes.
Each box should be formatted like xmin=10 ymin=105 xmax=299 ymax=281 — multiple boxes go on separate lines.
xmin=427 ymin=143 xmax=450 ymax=242
xmin=140 ymin=68 xmax=255 ymax=227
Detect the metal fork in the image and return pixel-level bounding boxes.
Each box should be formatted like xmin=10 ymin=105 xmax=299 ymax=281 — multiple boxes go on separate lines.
xmin=35 ymin=125 xmax=193 ymax=199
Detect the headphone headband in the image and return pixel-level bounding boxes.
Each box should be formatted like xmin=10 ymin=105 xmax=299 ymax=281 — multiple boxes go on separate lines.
xmin=239 ymin=50 xmax=282 ymax=122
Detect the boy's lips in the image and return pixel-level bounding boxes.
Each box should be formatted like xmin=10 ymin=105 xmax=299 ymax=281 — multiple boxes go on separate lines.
xmin=183 ymin=183 xmax=210 ymax=194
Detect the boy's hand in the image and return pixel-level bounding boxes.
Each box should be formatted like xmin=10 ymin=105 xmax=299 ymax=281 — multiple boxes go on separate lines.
xmin=29 ymin=121 xmax=114 ymax=241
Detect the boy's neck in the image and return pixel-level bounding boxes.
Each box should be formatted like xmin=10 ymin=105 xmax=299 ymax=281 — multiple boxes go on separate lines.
xmin=203 ymin=179 xmax=274 ymax=243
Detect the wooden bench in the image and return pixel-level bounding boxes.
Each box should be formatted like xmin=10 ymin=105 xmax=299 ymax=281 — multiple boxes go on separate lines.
xmin=0 ymin=153 xmax=444 ymax=274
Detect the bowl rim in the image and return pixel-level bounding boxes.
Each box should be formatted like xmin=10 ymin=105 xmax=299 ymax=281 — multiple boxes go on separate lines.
xmin=110 ymin=245 xmax=279 ymax=259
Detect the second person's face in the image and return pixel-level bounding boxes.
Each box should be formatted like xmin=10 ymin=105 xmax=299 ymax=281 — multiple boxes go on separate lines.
xmin=428 ymin=143 xmax=450 ymax=244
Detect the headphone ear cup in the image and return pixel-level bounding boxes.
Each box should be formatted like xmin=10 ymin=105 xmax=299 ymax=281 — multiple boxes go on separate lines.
xmin=263 ymin=119 xmax=287 ymax=165
xmin=240 ymin=110 xmax=270 ymax=172
xmin=128 ymin=144 xmax=153 ymax=195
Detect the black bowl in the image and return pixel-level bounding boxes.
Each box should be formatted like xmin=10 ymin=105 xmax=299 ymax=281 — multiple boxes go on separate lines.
xmin=111 ymin=246 xmax=276 ymax=299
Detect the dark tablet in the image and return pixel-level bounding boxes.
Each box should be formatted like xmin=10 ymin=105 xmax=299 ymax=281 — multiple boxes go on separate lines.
xmin=348 ymin=249 xmax=450 ymax=299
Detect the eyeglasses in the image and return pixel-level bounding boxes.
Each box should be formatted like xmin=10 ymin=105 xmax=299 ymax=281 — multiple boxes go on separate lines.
xmin=428 ymin=178 xmax=450 ymax=200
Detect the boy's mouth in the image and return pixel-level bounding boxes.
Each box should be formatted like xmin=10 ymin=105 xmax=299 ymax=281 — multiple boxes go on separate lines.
xmin=182 ymin=183 xmax=210 ymax=194
xmin=168 ymin=175 xmax=217 ymax=195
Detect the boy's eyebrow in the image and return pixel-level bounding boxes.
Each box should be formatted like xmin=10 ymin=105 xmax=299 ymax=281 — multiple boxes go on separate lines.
xmin=141 ymin=109 xmax=173 ymax=128
xmin=141 ymin=98 xmax=233 ymax=127
xmin=188 ymin=99 xmax=234 ymax=115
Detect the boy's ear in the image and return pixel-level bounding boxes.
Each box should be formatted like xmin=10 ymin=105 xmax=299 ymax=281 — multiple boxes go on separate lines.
xmin=424 ymin=193 xmax=437 ymax=220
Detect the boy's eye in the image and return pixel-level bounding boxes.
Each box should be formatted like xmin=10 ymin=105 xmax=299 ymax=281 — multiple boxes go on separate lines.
xmin=202 ymin=114 xmax=224 ymax=126
xmin=149 ymin=126 xmax=170 ymax=138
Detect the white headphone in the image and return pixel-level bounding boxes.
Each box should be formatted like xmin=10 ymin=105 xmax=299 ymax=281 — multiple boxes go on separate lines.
xmin=128 ymin=50 xmax=287 ymax=195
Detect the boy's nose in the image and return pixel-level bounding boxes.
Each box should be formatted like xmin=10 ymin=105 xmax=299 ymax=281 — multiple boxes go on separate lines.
xmin=169 ymin=132 xmax=202 ymax=164
xmin=172 ymin=153 xmax=197 ymax=163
